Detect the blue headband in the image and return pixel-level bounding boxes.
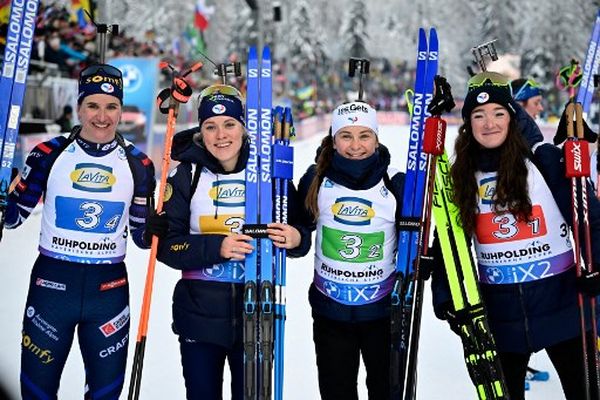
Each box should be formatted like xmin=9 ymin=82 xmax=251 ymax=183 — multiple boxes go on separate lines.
xmin=198 ymin=93 xmax=245 ymax=127
xmin=513 ymin=82 xmax=542 ymax=102
xmin=78 ymin=65 xmax=124 ymax=104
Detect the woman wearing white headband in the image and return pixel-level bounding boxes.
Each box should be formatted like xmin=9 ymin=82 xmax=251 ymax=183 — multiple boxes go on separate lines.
xmin=298 ymin=101 xmax=403 ymax=399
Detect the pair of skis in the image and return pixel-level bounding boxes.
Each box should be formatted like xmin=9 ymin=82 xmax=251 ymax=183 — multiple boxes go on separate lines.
xmin=244 ymin=46 xmax=292 ymax=400
xmin=390 ymin=27 xmax=438 ymax=399
xmin=576 ymin=9 xmax=600 ymax=116
xmin=0 ymin=0 xmax=39 ymax=240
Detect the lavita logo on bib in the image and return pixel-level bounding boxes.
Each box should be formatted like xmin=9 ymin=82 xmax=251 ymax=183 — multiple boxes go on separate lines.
xmin=70 ymin=163 xmax=116 ymax=192
xmin=331 ymin=197 xmax=375 ymax=226
xmin=209 ymin=179 xmax=245 ymax=207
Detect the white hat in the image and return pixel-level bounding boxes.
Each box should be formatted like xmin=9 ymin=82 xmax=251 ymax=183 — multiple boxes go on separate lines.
xmin=331 ymin=101 xmax=378 ymax=136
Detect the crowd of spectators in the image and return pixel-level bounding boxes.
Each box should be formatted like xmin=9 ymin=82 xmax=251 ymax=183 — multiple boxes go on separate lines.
xmin=0 ymin=2 xmax=166 ymax=79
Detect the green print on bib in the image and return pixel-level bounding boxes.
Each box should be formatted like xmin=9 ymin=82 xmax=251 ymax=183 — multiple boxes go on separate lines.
xmin=321 ymin=226 xmax=384 ymax=263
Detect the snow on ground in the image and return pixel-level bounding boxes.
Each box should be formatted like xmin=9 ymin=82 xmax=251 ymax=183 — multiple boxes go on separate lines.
xmin=0 ymin=125 xmax=563 ymax=399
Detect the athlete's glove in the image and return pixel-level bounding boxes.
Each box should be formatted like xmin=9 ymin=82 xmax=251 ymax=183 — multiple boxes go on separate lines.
xmin=143 ymin=210 xmax=169 ymax=245
xmin=553 ymin=102 xmax=598 ymax=145
xmin=576 ymin=269 xmax=600 ymax=297
xmin=418 ymin=254 xmax=436 ymax=280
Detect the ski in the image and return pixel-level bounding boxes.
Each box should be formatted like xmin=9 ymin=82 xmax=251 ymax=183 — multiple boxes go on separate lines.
xmin=258 ymin=46 xmax=274 ymax=400
xmin=244 ymin=46 xmax=260 ymax=400
xmin=0 ymin=0 xmax=40 ymax=239
xmin=272 ymin=106 xmax=294 ymax=400
xmin=390 ymin=27 xmax=438 ymax=399
xmin=576 ymin=9 xmax=600 ymax=115
xmin=431 ymin=152 xmax=508 ymax=400
xmin=243 ymin=46 xmax=275 ymax=400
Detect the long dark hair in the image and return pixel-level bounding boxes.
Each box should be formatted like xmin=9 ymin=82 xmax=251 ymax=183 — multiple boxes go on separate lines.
xmin=450 ymin=117 xmax=532 ymax=236
xmin=305 ymin=130 xmax=335 ymax=220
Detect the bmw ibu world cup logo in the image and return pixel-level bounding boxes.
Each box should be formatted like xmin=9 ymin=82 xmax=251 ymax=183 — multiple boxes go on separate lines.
xmin=26 ymin=306 xmax=35 ymax=318
xmin=486 ymin=267 xmax=504 ymax=284
xmin=120 ymin=64 xmax=142 ymax=93
xmin=323 ymin=281 xmax=340 ymax=299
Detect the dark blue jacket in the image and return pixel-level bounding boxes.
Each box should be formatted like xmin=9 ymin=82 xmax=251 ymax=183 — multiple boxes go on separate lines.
xmin=297 ymin=144 xmax=405 ymax=322
xmin=157 ymin=127 xmax=311 ymax=348
xmin=431 ymin=142 xmax=600 ymax=353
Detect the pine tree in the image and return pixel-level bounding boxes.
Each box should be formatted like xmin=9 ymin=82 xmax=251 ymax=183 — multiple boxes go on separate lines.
xmin=339 ymin=0 xmax=369 ymax=58
xmin=287 ymin=0 xmax=328 ymax=76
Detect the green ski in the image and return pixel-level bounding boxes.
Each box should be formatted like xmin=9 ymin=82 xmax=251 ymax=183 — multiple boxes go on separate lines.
xmin=432 ymin=152 xmax=509 ymax=400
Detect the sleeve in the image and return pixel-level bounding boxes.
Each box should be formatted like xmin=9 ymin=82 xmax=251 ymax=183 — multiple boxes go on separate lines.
xmin=388 ymin=170 xmax=405 ymax=224
xmin=428 ymin=234 xmax=453 ymax=320
xmin=296 ymin=164 xmax=318 ymax=233
xmin=515 ymin=102 xmax=544 ymax=148
xmin=284 ymin=180 xmax=312 ymax=258
xmin=5 ymin=138 xmax=65 ymax=229
xmin=533 ymin=144 xmax=600 ymax=265
xmin=156 ymin=163 xmax=230 ymax=270
xmin=126 ymin=146 xmax=157 ymax=249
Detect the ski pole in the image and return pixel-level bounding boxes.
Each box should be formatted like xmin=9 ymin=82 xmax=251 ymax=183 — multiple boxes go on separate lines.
xmin=564 ymin=102 xmax=600 ymax=400
xmin=127 ymin=60 xmax=203 ymax=400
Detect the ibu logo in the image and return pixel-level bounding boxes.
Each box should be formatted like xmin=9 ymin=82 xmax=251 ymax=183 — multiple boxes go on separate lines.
xmin=70 ymin=163 xmax=115 ymax=192
xmin=209 ymin=179 xmax=245 ymax=207
xmin=331 ymin=197 xmax=374 ymax=226
xmin=478 ymin=176 xmax=496 ymax=205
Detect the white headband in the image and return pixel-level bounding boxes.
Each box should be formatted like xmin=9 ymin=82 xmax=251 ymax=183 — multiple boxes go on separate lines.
xmin=331 ymin=101 xmax=378 ymax=136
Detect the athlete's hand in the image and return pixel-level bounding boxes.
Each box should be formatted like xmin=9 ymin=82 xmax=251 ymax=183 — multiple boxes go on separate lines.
xmin=267 ymin=223 xmax=301 ymax=249
xmin=576 ymin=269 xmax=600 ymax=297
xmin=8 ymin=167 xmax=19 ymax=193
xmin=221 ymin=233 xmax=254 ymax=260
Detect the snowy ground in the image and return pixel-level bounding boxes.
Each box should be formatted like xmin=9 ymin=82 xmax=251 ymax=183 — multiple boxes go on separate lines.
xmin=0 ymin=125 xmax=563 ymax=399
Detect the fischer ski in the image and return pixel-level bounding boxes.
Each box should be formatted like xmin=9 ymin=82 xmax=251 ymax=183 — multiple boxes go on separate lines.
xmin=243 ymin=46 xmax=276 ymax=400
xmin=0 ymin=0 xmax=40 ymax=240
xmin=431 ymin=152 xmax=509 ymax=400
xmin=390 ymin=27 xmax=438 ymax=400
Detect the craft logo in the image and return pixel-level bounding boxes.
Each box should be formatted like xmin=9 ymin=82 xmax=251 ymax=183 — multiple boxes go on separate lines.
xmin=209 ymin=179 xmax=245 ymax=207
xmin=331 ymin=197 xmax=374 ymax=226
xmin=70 ymin=163 xmax=115 ymax=192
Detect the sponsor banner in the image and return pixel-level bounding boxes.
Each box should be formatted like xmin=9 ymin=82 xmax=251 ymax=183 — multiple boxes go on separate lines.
xmin=98 ymin=306 xmax=130 ymax=338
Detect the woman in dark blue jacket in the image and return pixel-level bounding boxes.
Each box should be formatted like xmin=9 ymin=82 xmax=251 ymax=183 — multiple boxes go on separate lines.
xmin=298 ymin=101 xmax=404 ymax=400
xmin=156 ymin=85 xmax=310 ymax=399
xmin=431 ymin=71 xmax=600 ymax=400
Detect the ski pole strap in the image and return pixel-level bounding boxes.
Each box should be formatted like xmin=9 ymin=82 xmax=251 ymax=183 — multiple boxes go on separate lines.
xmin=156 ymin=77 xmax=193 ymax=114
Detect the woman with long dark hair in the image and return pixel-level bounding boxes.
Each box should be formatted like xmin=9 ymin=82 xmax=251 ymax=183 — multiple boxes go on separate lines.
xmin=432 ymin=71 xmax=600 ymax=400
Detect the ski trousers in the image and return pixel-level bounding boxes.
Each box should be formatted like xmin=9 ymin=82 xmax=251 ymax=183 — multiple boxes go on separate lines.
xmin=179 ymin=338 xmax=244 ymax=400
xmin=312 ymin=313 xmax=390 ymax=400
xmin=499 ymin=334 xmax=600 ymax=400
xmin=20 ymin=254 xmax=130 ymax=400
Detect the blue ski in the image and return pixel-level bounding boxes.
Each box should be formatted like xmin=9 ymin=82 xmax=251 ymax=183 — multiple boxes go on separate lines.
xmin=258 ymin=46 xmax=274 ymax=400
xmin=0 ymin=0 xmax=40 ymax=237
xmin=244 ymin=46 xmax=260 ymax=400
xmin=390 ymin=27 xmax=438 ymax=399
xmin=576 ymin=9 xmax=600 ymax=115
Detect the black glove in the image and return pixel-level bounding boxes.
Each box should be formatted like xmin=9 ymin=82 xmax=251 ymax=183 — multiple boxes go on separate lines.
xmin=553 ymin=103 xmax=598 ymax=145
xmin=435 ymin=301 xmax=461 ymax=335
xmin=418 ymin=254 xmax=435 ymax=280
xmin=143 ymin=210 xmax=169 ymax=244
xmin=427 ymin=75 xmax=455 ymax=116
xmin=576 ymin=270 xmax=600 ymax=297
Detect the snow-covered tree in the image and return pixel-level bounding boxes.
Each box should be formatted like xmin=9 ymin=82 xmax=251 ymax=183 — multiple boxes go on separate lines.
xmin=287 ymin=0 xmax=328 ymax=76
xmin=339 ymin=0 xmax=369 ymax=58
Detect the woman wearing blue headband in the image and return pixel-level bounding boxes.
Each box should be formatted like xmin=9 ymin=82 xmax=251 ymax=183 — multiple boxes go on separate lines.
xmin=155 ymin=85 xmax=311 ymax=399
